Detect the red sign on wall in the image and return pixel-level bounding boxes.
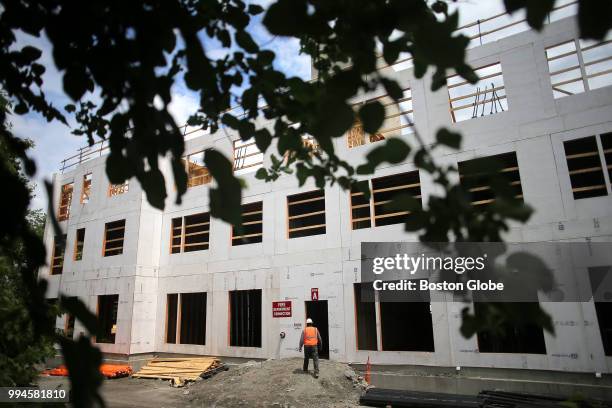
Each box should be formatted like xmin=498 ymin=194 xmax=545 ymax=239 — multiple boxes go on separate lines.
xmin=311 ymin=288 xmax=319 ymax=301
xmin=272 ymin=301 xmax=292 ymax=318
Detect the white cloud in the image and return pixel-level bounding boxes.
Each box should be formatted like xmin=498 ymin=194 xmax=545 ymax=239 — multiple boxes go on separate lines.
xmin=10 ymin=113 xmax=83 ymax=210
xmin=13 ymin=32 xmax=67 ymax=101
xmin=168 ymin=87 xmax=200 ymax=125
xmin=452 ymin=0 xmax=507 ymax=25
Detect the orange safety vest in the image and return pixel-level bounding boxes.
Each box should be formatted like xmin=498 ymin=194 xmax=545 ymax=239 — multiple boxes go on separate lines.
xmin=304 ymin=326 xmax=318 ymax=346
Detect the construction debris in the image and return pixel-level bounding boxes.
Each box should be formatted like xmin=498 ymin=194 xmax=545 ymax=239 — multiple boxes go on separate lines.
xmin=42 ymin=364 xmax=133 ymax=379
xmin=344 ymin=368 xmax=370 ymax=390
xmin=132 ymin=357 xmax=225 ymax=387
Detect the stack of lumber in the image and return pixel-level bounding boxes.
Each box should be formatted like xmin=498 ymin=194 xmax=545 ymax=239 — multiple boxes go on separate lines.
xmin=132 ymin=357 xmax=224 ymax=387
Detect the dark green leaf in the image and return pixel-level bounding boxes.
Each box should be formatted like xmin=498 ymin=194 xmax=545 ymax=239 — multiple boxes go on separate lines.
xmin=258 ymin=50 xmax=275 ymax=66
xmin=63 ymin=68 xmax=92 ymax=101
xmin=222 ymin=113 xmax=240 ymax=129
xmin=359 ymin=101 xmax=385 ymax=134
xmin=172 ymin=156 xmax=188 ymax=201
xmin=205 ymin=150 xmax=243 ymax=225
xmin=105 ymin=152 xmax=130 ymax=184
xmin=255 ymin=167 xmax=268 ymax=180
xmin=578 ymin=0 xmax=612 ymax=40
xmin=237 ymin=119 xmax=255 ymax=140
xmin=254 ymin=128 xmax=272 ymax=152
xmin=414 ymin=148 xmax=435 ymax=172
xmin=431 ymin=1 xmax=448 ymax=15
xmin=296 ymin=163 xmax=311 ymax=186
xmin=139 ymin=168 xmax=167 ymax=210
xmin=13 ymin=103 xmax=28 ymax=115
xmin=248 ymin=4 xmax=264 ymax=15
xmin=493 ymin=200 xmax=533 ymax=223
xmin=503 ymin=0 xmax=554 ymax=30
xmin=236 ymin=30 xmax=259 ymax=53
xmin=356 ymin=138 xmax=411 ymax=174
xmin=383 ymin=41 xmax=401 ymax=66
xmin=381 ymin=78 xmax=403 ymax=101
xmin=436 ymin=128 xmax=461 ymax=149
xmin=312 ymin=97 xmax=354 ymax=139
xmin=58 ymin=337 xmax=104 ymax=407
xmin=218 ymin=29 xmax=231 ymax=48
xmin=60 ymin=296 xmax=99 ymax=337
xmin=263 ymin=0 xmax=308 ymax=36
xmin=20 ymin=46 xmax=42 ymax=62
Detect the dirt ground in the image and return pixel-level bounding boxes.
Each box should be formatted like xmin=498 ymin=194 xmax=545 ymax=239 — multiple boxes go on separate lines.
xmin=183 ymin=358 xmax=364 ymax=407
xmin=37 ymin=358 xmax=367 ymax=408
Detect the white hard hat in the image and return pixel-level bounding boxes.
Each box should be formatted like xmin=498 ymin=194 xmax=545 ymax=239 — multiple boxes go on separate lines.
xmin=306 ymin=318 xmax=313 ymax=324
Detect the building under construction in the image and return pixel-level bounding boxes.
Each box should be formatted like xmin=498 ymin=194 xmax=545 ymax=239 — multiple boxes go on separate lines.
xmin=41 ymin=4 xmax=612 ymax=396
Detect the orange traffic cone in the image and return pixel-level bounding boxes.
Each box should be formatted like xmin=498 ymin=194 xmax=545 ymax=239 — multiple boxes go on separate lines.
xmin=365 ymin=356 xmax=371 ymax=384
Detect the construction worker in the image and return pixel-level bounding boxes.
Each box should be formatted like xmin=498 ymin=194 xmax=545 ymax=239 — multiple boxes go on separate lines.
xmin=299 ymin=318 xmax=322 ymax=378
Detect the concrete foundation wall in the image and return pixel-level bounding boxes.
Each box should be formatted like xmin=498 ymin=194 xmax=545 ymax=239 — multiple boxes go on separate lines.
xmin=40 ymin=16 xmax=612 ymax=381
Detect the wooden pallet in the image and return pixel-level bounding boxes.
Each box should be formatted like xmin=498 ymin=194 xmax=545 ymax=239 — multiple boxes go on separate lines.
xmin=132 ymin=357 xmax=222 ymax=387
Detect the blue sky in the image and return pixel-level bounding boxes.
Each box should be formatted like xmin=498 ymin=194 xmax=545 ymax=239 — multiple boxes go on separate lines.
xmin=10 ymin=0 xmax=508 ymax=210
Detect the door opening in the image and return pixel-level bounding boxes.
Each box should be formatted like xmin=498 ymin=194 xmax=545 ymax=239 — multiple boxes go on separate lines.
xmin=305 ymin=300 xmax=329 ymax=359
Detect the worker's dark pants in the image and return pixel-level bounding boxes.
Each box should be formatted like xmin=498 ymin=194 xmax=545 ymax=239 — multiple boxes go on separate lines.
xmin=303 ymin=345 xmax=319 ymax=374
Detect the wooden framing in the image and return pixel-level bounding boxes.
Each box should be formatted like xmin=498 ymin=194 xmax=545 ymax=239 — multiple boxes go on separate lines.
xmin=103 ymin=219 xmax=126 ymax=257
xmin=166 ymin=294 xmax=178 ymax=343
xmin=347 ymin=88 xmax=414 ymax=149
xmin=166 ymin=292 xmax=207 ymax=345
xmin=302 ymin=135 xmax=320 ymax=153
xmin=602 ymin=132 xmax=612 ymax=184
xmin=447 ymin=62 xmax=507 ymax=123
xmin=80 ymin=173 xmax=92 ymax=204
xmin=232 ymin=201 xmax=263 ymax=246
xmin=170 ymin=217 xmax=183 ymax=254
xmin=563 ymin=135 xmax=608 ymax=199
xmin=350 ymin=172 xmax=422 ymax=230
xmin=546 ymin=38 xmax=612 ymax=99
xmin=183 ymin=151 xmax=211 ymax=188
xmin=96 ymin=294 xmax=119 ymax=344
xmin=64 ymin=312 xmax=76 ymax=339
xmin=233 ymin=139 xmax=263 ymax=173
xmin=282 ymin=135 xmax=321 ymax=164
xmin=73 ymin=228 xmax=85 ymax=261
xmin=108 ymin=181 xmax=129 ymax=197
xmin=58 ymin=182 xmax=73 ymax=221
xmin=347 ymin=120 xmax=366 ymax=148
xmin=350 ymin=181 xmax=372 ymax=230
xmin=354 ymin=283 xmax=378 ymax=351
xmin=458 ymin=151 xmax=524 ymax=206
xmin=229 ymin=289 xmax=262 ymax=348
xmin=287 ymin=190 xmax=326 ymax=239
xmin=50 ymin=234 xmax=66 ymax=275
xmin=372 ymin=172 xmax=421 ymax=227
xmin=546 ymin=40 xmax=584 ymax=98
xmin=170 ymin=212 xmax=210 ymax=253
xmin=62 ymin=296 xmax=77 ymax=339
